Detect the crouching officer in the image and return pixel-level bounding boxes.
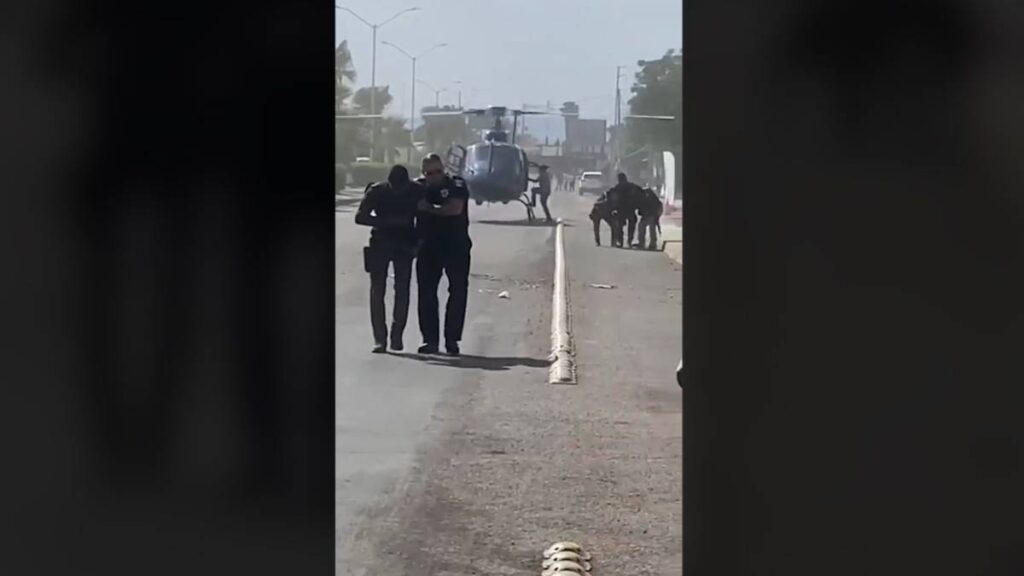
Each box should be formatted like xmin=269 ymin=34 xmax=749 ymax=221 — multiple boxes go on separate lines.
xmin=355 ymin=165 xmax=424 ymax=353
xmin=415 ymin=154 xmax=472 ymax=356
xmin=589 ymin=192 xmax=620 ymax=246
xmin=637 ymin=186 xmax=664 ymax=250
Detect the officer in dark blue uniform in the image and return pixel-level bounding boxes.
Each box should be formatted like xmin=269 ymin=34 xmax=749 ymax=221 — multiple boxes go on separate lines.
xmin=414 ymin=154 xmax=472 ymax=356
xmin=355 ymin=165 xmax=424 ymax=353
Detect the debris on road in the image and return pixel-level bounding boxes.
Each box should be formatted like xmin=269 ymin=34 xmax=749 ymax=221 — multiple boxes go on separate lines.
xmin=498 ymin=290 xmax=511 ymax=299
xmin=588 ymin=283 xmax=617 ymax=290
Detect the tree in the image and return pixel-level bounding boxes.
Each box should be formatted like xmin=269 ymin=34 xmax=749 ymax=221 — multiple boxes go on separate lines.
xmin=626 ymin=49 xmax=682 ymax=185
xmin=377 ymin=116 xmax=412 ymax=164
xmin=335 ymin=41 xmax=356 ymax=112
xmin=335 ymin=40 xmax=368 ymax=163
xmin=352 ymin=86 xmax=393 ymax=116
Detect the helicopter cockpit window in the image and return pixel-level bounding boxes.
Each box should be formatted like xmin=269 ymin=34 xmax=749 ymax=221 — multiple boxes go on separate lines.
xmin=490 ymin=146 xmax=523 ymax=176
xmin=466 ymin=145 xmax=490 ymax=166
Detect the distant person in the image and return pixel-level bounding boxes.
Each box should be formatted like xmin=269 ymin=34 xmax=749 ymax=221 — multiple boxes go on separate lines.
xmin=415 ymin=154 xmax=472 ymax=356
xmin=529 ymin=164 xmax=553 ymax=223
xmin=637 ymin=186 xmax=664 ymax=250
xmin=589 ymin=192 xmax=620 ymax=246
xmin=354 ymin=164 xmax=424 ymax=353
xmin=607 ymin=172 xmax=643 ymax=247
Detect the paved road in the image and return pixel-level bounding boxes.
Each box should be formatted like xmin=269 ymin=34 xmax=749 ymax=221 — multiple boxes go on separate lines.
xmin=336 ymin=188 xmax=682 ymax=574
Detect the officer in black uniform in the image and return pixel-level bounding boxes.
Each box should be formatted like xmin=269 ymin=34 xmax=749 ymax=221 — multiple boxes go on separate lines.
xmin=589 ymin=191 xmax=620 ymax=246
xmin=354 ymin=165 xmax=424 ymax=353
xmin=607 ymin=172 xmax=643 ymax=247
xmin=637 ymin=186 xmax=664 ymax=250
xmin=415 ymin=154 xmax=472 ymax=356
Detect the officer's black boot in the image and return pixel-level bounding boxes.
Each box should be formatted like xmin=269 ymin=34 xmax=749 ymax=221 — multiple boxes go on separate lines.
xmin=445 ymin=341 xmax=460 ymax=357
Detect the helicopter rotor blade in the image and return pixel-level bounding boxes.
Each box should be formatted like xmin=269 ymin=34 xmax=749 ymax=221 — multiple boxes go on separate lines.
xmin=623 ymin=114 xmax=676 ymax=120
xmin=421 ymin=110 xmax=467 ymax=117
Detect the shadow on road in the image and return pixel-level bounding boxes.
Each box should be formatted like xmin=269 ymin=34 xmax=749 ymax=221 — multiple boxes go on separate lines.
xmin=476 ymin=219 xmax=574 ymax=228
xmin=391 ymin=352 xmax=550 ymax=371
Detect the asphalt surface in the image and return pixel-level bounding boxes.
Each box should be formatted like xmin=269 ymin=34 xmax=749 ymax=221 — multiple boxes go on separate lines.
xmin=336 ymin=188 xmax=682 ymax=575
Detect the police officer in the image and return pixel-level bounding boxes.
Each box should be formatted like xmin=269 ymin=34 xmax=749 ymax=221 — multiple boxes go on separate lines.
xmin=529 ymin=164 xmax=554 ymax=223
xmin=637 ymin=186 xmax=664 ymax=250
xmin=589 ymin=191 xmax=620 ymax=246
xmin=354 ymin=165 xmax=423 ymax=353
xmin=415 ymin=154 xmax=472 ymax=356
xmin=607 ymin=173 xmax=643 ymax=247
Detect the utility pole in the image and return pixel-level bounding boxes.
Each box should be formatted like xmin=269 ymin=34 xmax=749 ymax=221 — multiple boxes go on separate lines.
xmin=614 ymin=66 xmax=623 ymax=167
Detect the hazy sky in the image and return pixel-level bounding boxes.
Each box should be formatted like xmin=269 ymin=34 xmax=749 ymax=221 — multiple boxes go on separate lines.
xmin=336 ymin=0 xmax=682 ymax=138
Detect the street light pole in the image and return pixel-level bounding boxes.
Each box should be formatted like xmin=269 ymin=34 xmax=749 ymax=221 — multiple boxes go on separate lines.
xmin=410 ymin=57 xmax=416 ymax=160
xmin=380 ymin=40 xmax=448 ymax=162
xmin=416 ymin=79 xmax=447 ymax=108
xmin=336 ymin=5 xmax=420 ymax=161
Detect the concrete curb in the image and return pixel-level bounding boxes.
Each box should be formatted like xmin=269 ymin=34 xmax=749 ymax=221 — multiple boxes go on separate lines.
xmin=549 ymin=219 xmax=576 ymax=385
xmin=663 ymin=240 xmax=682 ymax=265
xmin=660 ymin=217 xmax=682 ymax=265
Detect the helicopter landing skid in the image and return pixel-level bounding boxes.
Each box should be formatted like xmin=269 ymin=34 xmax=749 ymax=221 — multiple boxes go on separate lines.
xmin=517 ymin=193 xmax=536 ymax=223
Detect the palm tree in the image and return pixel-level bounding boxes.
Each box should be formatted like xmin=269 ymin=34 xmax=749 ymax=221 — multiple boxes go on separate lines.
xmin=377 ymin=116 xmax=412 ymax=164
xmin=335 ymin=40 xmax=357 ymax=112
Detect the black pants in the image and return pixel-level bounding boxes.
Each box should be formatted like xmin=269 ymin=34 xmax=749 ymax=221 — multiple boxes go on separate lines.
xmin=417 ymin=243 xmax=471 ymax=345
xmin=591 ymin=215 xmax=620 ymax=246
xmin=638 ymin=215 xmax=660 ymax=249
xmin=368 ymin=243 xmax=414 ymax=344
xmin=531 ymin=190 xmax=552 ymax=221
xmin=621 ymin=212 xmax=638 ymax=246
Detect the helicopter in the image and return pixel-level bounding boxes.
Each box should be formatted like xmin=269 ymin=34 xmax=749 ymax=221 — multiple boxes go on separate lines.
xmin=422 ymin=106 xmax=555 ymax=221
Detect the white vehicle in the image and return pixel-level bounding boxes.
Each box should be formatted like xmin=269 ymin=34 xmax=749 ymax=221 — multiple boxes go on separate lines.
xmin=577 ymin=171 xmax=605 ymax=196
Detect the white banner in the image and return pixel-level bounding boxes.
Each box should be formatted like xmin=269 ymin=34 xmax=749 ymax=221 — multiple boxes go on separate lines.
xmin=662 ymin=150 xmax=678 ymax=211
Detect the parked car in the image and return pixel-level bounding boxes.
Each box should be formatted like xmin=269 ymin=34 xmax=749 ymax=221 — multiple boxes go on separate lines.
xmin=577 ymin=171 xmax=606 ymax=196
